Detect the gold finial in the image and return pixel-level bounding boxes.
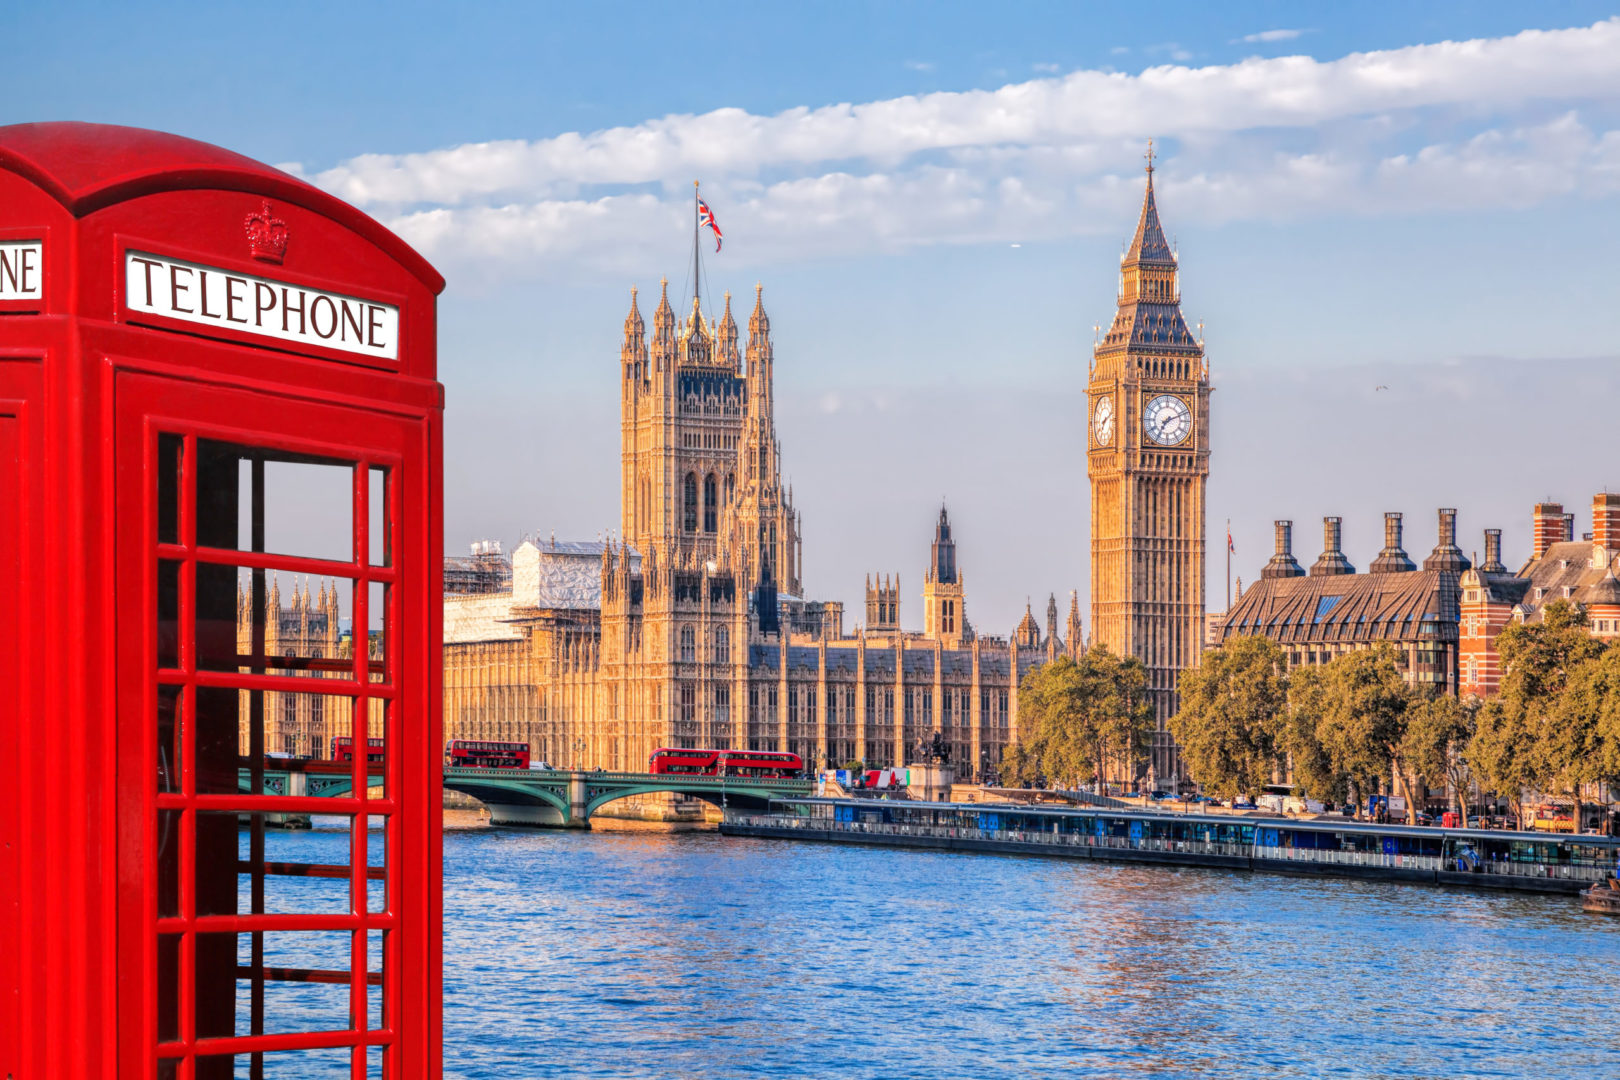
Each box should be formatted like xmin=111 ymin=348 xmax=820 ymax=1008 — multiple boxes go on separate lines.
xmin=1144 ymin=138 xmax=1155 ymax=175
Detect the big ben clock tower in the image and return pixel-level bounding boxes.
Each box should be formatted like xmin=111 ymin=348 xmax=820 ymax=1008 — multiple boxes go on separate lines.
xmin=1088 ymin=145 xmax=1209 ymax=785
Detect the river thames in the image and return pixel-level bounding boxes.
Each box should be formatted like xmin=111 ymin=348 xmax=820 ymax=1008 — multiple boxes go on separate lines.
xmin=271 ymin=817 xmax=1620 ymax=1078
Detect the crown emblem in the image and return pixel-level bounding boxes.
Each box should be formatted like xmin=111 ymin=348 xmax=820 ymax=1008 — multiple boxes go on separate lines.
xmin=244 ymin=200 xmax=288 ymax=264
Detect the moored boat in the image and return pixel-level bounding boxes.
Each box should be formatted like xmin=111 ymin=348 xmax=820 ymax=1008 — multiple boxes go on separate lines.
xmin=1582 ymin=877 xmax=1620 ymax=915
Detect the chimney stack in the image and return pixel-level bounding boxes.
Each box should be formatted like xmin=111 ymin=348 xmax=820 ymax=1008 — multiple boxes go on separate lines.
xmin=1261 ymin=520 xmax=1305 ymax=579
xmin=1422 ymin=508 xmax=1470 ymax=572
xmin=1480 ymin=529 xmax=1507 ymax=574
xmin=1532 ymin=502 xmax=1565 ymax=560
xmin=1369 ymin=512 xmax=1416 ymax=573
xmin=1590 ymin=493 xmax=1620 ymax=567
xmin=1309 ymin=516 xmax=1356 ymax=577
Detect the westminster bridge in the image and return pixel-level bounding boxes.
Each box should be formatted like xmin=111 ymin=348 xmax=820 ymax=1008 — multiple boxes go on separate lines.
xmin=242 ymin=764 xmax=813 ymax=828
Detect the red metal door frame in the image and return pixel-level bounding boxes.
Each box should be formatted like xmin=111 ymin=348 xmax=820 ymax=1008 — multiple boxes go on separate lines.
xmin=0 ymin=355 xmax=42 ymax=1080
xmin=113 ymin=368 xmax=435 ymax=1079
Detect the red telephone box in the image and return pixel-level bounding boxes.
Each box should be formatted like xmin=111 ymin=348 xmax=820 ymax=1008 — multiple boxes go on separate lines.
xmin=0 ymin=123 xmax=445 ymax=1078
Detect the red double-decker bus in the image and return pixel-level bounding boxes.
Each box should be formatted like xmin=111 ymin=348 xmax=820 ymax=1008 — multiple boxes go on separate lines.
xmin=648 ymin=747 xmax=803 ymax=778
xmin=445 ymin=739 xmax=531 ymax=770
xmin=332 ymin=736 xmax=386 ymax=763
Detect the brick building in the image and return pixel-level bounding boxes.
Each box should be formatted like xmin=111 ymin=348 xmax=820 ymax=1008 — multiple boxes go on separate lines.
xmin=1459 ymin=494 xmax=1620 ymax=697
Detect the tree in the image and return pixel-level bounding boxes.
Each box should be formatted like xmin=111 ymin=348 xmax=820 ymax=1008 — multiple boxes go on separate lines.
xmin=1470 ymin=600 xmax=1606 ymax=827
xmin=1399 ymin=692 xmax=1474 ymax=821
xmin=1015 ymin=655 xmax=1093 ymax=789
xmin=1279 ymin=665 xmax=1347 ymax=806
xmin=1083 ymin=646 xmax=1155 ymax=789
xmin=997 ymin=741 xmax=1041 ymax=789
xmin=1282 ymin=647 xmax=1416 ymax=819
xmin=1003 ymin=647 xmax=1155 ymax=792
xmin=1554 ymin=639 xmax=1620 ymax=833
xmin=1469 ymin=698 xmax=1536 ymax=829
xmin=1168 ymin=635 xmax=1289 ymax=800
xmin=1317 ymin=647 xmax=1417 ymax=821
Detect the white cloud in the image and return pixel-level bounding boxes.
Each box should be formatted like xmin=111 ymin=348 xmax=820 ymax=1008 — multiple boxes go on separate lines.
xmin=903 ymin=59 xmax=935 ymax=72
xmin=1032 ymin=62 xmax=1061 ymax=73
xmin=1238 ymin=29 xmax=1308 ymax=44
xmin=301 ymin=20 xmax=1620 ymax=275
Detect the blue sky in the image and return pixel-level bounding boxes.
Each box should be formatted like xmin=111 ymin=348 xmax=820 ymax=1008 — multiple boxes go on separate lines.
xmin=10 ymin=2 xmax=1620 ymax=634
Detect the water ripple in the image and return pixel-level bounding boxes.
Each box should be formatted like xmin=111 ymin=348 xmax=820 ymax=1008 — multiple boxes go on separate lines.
xmin=244 ymin=821 xmax=1620 ymax=1079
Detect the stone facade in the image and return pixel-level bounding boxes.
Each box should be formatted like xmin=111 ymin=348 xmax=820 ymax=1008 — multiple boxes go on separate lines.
xmin=442 ymin=283 xmax=1082 ymax=781
xmin=1087 ymin=155 xmax=1210 ymax=781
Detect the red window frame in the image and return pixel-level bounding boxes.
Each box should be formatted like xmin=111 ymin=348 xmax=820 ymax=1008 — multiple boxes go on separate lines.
xmin=114 ymin=370 xmax=433 ymax=1079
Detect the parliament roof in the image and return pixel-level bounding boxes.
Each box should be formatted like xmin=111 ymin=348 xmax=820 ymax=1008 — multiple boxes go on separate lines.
xmin=1220 ymin=568 xmax=1460 ymax=645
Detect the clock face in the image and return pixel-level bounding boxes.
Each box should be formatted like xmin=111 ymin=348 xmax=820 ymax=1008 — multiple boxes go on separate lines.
xmin=1092 ymin=394 xmax=1115 ymax=447
xmin=1143 ymin=394 xmax=1192 ymax=446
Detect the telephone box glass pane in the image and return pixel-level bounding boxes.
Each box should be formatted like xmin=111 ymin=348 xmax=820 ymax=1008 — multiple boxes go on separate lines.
xmin=369 ymin=466 xmax=389 ymax=567
xmin=157 ymin=433 xmax=182 ymax=545
xmin=156 ymin=684 xmax=181 ymax=793
xmin=367 ymin=928 xmax=386 ymax=1030
xmin=194 ymin=930 xmax=354 ymax=1038
xmin=191 ymin=812 xmax=356 ymax=915
xmin=195 ymin=439 xmax=355 ymax=563
xmin=365 ymin=703 xmax=389 ymax=801
xmin=156 ymin=933 xmax=181 ymax=1043
xmin=157 ymin=559 xmax=181 ymax=670
xmin=194 ymin=687 xmax=360 ymax=794
xmin=199 ymin=568 xmax=357 ymax=678
xmin=367 ymin=581 xmax=388 ymax=683
xmin=156 ymin=809 xmax=181 ymax=919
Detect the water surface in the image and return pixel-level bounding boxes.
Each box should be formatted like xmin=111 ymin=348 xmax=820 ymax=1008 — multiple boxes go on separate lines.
xmin=254 ymin=819 xmax=1620 ymax=1078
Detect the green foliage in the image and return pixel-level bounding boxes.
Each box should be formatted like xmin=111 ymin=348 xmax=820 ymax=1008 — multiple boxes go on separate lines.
xmin=1001 ymin=647 xmax=1154 ymax=790
xmin=1468 ymin=600 xmax=1609 ymax=822
xmin=1167 ymin=635 xmax=1289 ymax=799
xmin=1399 ymin=691 xmax=1474 ymax=818
xmin=840 ymin=760 xmax=865 ymax=773
xmin=1278 ymin=665 xmax=1346 ymax=804
xmin=998 ymin=741 xmax=1040 ymax=788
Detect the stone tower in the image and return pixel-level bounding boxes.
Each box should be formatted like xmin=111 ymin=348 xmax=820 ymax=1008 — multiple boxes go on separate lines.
xmin=1086 ymin=147 xmax=1210 ymax=784
xmin=866 ymin=574 xmax=900 ymax=633
xmin=922 ymin=505 xmax=966 ymax=646
xmin=619 ymin=281 xmax=800 ymax=594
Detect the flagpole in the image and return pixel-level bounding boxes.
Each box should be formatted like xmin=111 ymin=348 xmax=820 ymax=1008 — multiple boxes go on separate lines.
xmin=693 ymin=180 xmax=701 ymax=307
xmin=1225 ymin=518 xmax=1231 ymax=612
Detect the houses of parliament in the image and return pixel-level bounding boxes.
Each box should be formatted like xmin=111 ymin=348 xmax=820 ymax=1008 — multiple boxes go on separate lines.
xmin=426 ymin=160 xmax=1210 ymax=783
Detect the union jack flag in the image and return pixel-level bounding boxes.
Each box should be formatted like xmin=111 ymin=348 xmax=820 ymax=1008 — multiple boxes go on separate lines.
xmin=698 ymin=198 xmax=723 ymax=252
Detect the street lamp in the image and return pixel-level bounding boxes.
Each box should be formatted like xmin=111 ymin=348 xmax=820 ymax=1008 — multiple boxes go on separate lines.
xmin=572 ymin=738 xmax=586 ymax=771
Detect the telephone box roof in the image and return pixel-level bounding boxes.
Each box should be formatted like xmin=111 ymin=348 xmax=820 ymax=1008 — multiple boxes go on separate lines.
xmin=0 ymin=121 xmax=443 ymax=293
